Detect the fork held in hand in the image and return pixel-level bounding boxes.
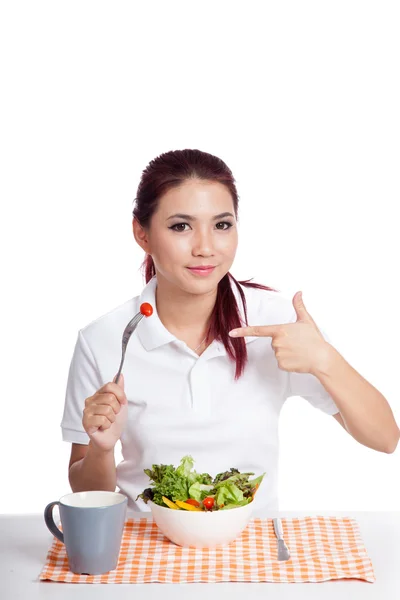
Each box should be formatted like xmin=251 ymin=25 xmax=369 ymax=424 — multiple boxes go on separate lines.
xmin=114 ymin=303 xmax=153 ymax=385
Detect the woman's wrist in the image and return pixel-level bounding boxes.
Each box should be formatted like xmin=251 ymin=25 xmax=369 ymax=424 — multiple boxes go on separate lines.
xmin=87 ymin=440 xmax=116 ymax=458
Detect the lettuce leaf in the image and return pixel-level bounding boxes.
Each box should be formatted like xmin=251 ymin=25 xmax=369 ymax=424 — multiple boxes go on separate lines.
xmin=188 ymin=481 xmax=214 ymax=503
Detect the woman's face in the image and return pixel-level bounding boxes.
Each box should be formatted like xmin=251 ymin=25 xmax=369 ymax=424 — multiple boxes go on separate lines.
xmin=135 ymin=179 xmax=238 ymax=295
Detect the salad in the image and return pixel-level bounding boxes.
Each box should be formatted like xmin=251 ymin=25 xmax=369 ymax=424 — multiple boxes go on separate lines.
xmin=136 ymin=455 xmax=265 ymax=511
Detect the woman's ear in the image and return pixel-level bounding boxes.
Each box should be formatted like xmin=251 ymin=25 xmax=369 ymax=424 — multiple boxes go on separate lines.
xmin=132 ymin=218 xmax=151 ymax=253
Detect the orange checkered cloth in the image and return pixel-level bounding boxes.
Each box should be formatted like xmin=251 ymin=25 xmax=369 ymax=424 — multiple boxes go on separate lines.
xmin=39 ymin=516 xmax=376 ymax=584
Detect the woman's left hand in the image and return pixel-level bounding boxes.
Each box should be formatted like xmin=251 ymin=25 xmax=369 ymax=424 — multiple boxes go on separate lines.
xmin=229 ymin=292 xmax=331 ymax=375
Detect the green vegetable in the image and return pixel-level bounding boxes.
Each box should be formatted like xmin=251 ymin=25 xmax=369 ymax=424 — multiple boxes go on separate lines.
xmin=222 ymin=499 xmax=252 ymax=510
xmin=215 ymin=481 xmax=244 ymax=506
xmin=141 ymin=463 xmax=189 ymax=506
xmin=188 ymin=481 xmax=214 ymax=503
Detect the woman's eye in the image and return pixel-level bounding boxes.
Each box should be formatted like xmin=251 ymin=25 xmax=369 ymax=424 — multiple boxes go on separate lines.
xmin=216 ymin=221 xmax=233 ymax=230
xmin=169 ymin=223 xmax=189 ymax=232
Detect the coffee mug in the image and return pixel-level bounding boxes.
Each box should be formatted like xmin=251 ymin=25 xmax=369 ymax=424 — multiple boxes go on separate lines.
xmin=44 ymin=490 xmax=127 ymax=575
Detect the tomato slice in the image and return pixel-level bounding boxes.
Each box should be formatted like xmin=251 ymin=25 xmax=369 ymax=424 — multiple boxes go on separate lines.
xmin=185 ymin=498 xmax=200 ymax=507
xmin=140 ymin=302 xmax=153 ymax=317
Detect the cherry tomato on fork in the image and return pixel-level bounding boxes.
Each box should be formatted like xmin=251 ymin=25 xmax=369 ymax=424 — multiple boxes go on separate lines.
xmin=140 ymin=302 xmax=153 ymax=317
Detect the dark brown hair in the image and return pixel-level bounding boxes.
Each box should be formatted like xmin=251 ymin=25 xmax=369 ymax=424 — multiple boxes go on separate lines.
xmin=133 ymin=149 xmax=278 ymax=379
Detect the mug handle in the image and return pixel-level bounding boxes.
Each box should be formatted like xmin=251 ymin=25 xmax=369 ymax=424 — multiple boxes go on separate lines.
xmin=44 ymin=501 xmax=64 ymax=543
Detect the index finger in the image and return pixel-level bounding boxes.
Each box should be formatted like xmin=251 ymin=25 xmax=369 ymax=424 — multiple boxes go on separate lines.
xmin=228 ymin=325 xmax=280 ymax=338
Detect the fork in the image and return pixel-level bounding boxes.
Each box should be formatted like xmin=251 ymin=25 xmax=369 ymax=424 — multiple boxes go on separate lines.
xmin=114 ymin=303 xmax=153 ymax=385
xmin=272 ymin=518 xmax=291 ymax=561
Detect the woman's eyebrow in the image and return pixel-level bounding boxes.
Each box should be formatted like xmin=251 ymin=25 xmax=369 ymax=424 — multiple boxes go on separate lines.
xmin=166 ymin=212 xmax=234 ymax=221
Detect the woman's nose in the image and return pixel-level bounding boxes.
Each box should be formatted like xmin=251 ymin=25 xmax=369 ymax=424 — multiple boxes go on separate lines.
xmin=192 ymin=229 xmax=214 ymax=255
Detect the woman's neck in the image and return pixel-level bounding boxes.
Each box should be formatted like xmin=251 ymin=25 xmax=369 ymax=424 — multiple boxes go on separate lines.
xmin=154 ymin=275 xmax=217 ymax=339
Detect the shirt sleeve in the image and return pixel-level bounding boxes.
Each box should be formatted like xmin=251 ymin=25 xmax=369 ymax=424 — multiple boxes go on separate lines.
xmin=60 ymin=330 xmax=103 ymax=444
xmin=286 ymin=313 xmax=340 ymax=416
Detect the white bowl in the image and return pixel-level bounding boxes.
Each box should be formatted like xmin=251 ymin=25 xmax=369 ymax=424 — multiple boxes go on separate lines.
xmin=149 ymin=500 xmax=254 ymax=548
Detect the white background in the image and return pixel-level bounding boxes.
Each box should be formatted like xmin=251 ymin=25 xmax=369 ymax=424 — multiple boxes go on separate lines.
xmin=1 ymin=1 xmax=399 ymax=514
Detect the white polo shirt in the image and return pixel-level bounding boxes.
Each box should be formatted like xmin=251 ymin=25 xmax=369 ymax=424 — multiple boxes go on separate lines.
xmin=61 ymin=275 xmax=338 ymax=512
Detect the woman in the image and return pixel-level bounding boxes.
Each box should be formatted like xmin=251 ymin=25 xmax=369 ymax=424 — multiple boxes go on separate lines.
xmin=61 ymin=149 xmax=399 ymax=512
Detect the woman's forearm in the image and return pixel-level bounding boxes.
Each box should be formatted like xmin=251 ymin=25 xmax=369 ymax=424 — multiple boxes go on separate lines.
xmin=69 ymin=441 xmax=117 ymax=492
xmin=313 ymin=345 xmax=400 ymax=453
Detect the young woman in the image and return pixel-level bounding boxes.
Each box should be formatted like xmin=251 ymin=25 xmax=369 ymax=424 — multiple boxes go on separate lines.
xmin=61 ymin=149 xmax=399 ymax=512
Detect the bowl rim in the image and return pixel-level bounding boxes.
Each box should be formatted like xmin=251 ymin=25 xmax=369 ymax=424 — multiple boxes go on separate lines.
xmin=148 ymin=499 xmax=254 ymax=514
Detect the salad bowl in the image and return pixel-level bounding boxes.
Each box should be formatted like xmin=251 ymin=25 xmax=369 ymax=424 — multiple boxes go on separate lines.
xmin=149 ymin=496 xmax=254 ymax=548
xmin=137 ymin=455 xmax=265 ymax=548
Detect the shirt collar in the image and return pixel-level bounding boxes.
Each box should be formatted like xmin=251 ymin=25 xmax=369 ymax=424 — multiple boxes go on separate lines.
xmin=136 ymin=276 xmax=176 ymax=351
xmin=136 ymin=274 xmax=258 ymax=352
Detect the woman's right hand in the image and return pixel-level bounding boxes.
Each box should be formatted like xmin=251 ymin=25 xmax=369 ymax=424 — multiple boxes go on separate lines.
xmin=82 ymin=374 xmax=127 ymax=452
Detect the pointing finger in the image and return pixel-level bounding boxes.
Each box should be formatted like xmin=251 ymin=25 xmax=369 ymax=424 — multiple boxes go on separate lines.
xmin=229 ymin=325 xmax=280 ymax=338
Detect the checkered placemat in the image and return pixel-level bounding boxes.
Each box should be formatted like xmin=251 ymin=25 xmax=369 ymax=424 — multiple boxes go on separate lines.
xmin=39 ymin=516 xmax=376 ymax=583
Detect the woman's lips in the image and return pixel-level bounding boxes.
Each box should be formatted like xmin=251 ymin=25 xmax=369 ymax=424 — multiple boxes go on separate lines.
xmin=187 ymin=267 xmax=216 ymax=277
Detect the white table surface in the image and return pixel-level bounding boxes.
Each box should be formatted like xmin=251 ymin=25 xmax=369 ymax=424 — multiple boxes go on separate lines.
xmin=1 ymin=509 xmax=399 ymax=599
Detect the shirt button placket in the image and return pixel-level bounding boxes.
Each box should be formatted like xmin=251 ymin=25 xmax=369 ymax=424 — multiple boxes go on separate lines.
xmin=189 ymin=360 xmax=211 ymax=417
